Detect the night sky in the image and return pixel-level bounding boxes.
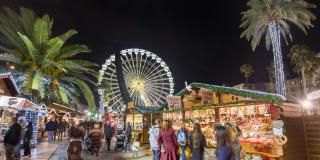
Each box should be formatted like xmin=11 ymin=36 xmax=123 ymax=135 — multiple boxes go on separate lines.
xmin=1 ymin=0 xmax=320 ymax=92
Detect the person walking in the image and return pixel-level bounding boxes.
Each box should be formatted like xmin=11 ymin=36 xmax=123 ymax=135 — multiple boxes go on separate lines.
xmin=123 ymin=122 xmax=132 ymax=152
xmin=57 ymin=120 xmax=65 ymax=141
xmin=4 ymin=117 xmax=22 ymax=160
xmin=53 ymin=120 xmax=58 ymax=141
xmin=189 ymin=123 xmax=206 ymax=160
xmin=45 ymin=119 xmax=56 ymax=143
xmin=215 ymin=126 xmax=233 ymax=160
xmin=225 ymin=123 xmax=241 ymax=160
xmin=177 ymin=122 xmax=188 ymax=160
xmin=63 ymin=119 xmax=69 ymax=137
xmin=104 ymin=122 xmax=113 ymax=151
xmin=157 ymin=120 xmax=179 ymax=160
xmin=88 ymin=123 xmax=103 ymax=157
xmin=149 ymin=119 xmax=161 ymax=160
xmin=23 ymin=122 xmax=33 ymax=158
xmin=68 ymin=120 xmax=84 ymax=160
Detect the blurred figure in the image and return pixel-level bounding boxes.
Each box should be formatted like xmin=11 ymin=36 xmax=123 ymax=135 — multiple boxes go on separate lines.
xmin=63 ymin=119 xmax=69 ymax=137
xmin=68 ymin=119 xmax=84 ymax=160
xmin=177 ymin=122 xmax=188 ymax=160
xmin=123 ymin=122 xmax=132 ymax=152
xmin=88 ymin=123 xmax=103 ymax=157
xmin=190 ymin=123 xmax=205 ymax=160
xmin=215 ymin=126 xmax=233 ymax=160
xmin=4 ymin=117 xmax=22 ymax=160
xmin=23 ymin=122 xmax=33 ymax=157
xmin=57 ymin=120 xmax=64 ymax=141
xmin=46 ymin=119 xmax=56 ymax=143
xmin=149 ymin=119 xmax=161 ymax=160
xmin=131 ymin=136 xmax=140 ymax=160
xmin=225 ymin=123 xmax=241 ymax=160
xmin=104 ymin=122 xmax=113 ymax=151
xmin=53 ymin=119 xmax=58 ymax=141
xmin=157 ymin=120 xmax=179 ymax=160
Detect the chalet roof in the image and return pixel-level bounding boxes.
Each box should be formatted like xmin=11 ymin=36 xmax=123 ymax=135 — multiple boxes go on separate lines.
xmin=0 ymin=72 xmax=19 ymax=95
xmin=176 ymin=82 xmax=285 ymax=106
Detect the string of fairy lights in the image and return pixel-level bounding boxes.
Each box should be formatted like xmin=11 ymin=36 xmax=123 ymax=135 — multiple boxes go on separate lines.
xmin=268 ymin=22 xmax=286 ymax=97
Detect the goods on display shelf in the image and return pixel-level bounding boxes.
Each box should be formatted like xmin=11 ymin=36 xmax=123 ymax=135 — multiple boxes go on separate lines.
xmin=161 ymin=82 xmax=288 ymax=159
xmin=126 ymin=114 xmax=143 ymax=131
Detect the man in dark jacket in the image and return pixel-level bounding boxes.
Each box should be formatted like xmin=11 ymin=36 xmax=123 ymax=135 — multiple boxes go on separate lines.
xmin=104 ymin=122 xmax=113 ymax=151
xmin=46 ymin=119 xmax=56 ymax=143
xmin=4 ymin=117 xmax=22 ymax=160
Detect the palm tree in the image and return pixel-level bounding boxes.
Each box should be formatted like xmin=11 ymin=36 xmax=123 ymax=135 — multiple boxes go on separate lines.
xmin=240 ymin=0 xmax=316 ymax=97
xmin=288 ymin=44 xmax=316 ymax=96
xmin=0 ymin=7 xmax=97 ymax=111
xmin=240 ymin=64 xmax=254 ymax=83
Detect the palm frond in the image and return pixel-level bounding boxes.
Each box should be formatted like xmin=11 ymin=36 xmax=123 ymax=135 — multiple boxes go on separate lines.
xmin=17 ymin=32 xmax=38 ymax=61
xmin=58 ymin=85 xmax=69 ymax=104
xmin=45 ymin=37 xmax=64 ymax=60
xmin=58 ymin=44 xmax=91 ymax=59
xmin=240 ymin=0 xmax=316 ymax=51
xmin=61 ymin=76 xmax=96 ymax=111
xmin=58 ymin=29 xmax=78 ymax=42
xmin=32 ymin=15 xmax=50 ymax=50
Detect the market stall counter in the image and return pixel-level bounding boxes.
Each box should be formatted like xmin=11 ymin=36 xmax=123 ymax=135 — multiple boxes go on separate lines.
xmin=161 ymin=83 xmax=288 ymax=160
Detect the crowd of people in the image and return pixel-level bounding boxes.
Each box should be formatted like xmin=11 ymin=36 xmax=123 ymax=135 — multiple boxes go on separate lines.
xmin=149 ymin=119 xmax=242 ymax=160
xmin=3 ymin=115 xmax=241 ymax=160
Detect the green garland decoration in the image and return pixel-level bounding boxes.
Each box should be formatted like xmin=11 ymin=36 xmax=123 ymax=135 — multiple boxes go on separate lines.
xmin=161 ymin=82 xmax=284 ymax=109
xmin=146 ymin=100 xmax=271 ymax=114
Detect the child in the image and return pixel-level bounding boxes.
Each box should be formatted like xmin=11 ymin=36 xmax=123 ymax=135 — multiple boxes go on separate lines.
xmin=131 ymin=136 xmax=140 ymax=159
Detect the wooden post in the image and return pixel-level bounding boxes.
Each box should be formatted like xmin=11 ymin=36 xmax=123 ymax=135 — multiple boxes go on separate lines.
xmin=215 ymin=93 xmax=222 ymax=123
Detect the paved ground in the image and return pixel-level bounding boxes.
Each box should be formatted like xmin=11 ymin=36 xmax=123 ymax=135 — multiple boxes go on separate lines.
xmin=21 ymin=137 xmax=216 ymax=160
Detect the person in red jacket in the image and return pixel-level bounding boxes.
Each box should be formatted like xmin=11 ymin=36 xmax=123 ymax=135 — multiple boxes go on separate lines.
xmin=157 ymin=120 xmax=179 ymax=160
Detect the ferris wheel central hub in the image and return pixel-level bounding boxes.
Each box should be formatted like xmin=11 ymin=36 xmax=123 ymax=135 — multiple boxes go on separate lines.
xmin=131 ymin=78 xmax=145 ymax=92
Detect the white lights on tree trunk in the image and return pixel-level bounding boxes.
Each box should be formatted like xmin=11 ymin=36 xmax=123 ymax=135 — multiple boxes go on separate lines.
xmin=268 ymin=22 xmax=286 ymax=97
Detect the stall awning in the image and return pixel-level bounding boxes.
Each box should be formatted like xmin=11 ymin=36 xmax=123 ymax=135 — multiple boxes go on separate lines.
xmin=0 ymin=96 xmax=40 ymax=110
xmin=0 ymin=72 xmax=20 ymax=96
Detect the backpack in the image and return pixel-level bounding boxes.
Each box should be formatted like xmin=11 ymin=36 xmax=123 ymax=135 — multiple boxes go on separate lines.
xmin=177 ymin=130 xmax=187 ymax=146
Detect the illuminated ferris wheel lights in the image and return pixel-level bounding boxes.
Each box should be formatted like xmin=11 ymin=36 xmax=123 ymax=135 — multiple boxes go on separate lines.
xmin=99 ymin=48 xmax=174 ymax=114
xmin=146 ymin=52 xmax=151 ymax=57
xmin=106 ymin=60 xmax=111 ymax=65
xmin=111 ymin=55 xmax=115 ymax=61
xmin=156 ymin=58 xmax=161 ymax=63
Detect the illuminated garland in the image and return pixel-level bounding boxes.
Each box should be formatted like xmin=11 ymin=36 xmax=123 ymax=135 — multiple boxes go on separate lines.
xmin=163 ymin=83 xmax=284 ymax=108
xmin=143 ymin=100 xmax=273 ymax=114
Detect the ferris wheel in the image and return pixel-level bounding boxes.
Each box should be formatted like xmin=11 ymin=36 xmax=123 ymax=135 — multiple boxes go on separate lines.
xmin=98 ymin=48 xmax=174 ymax=114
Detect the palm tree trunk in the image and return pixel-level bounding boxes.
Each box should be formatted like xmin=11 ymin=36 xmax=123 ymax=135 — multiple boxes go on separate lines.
xmin=268 ymin=22 xmax=286 ymax=97
xmin=301 ymin=67 xmax=308 ymax=97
